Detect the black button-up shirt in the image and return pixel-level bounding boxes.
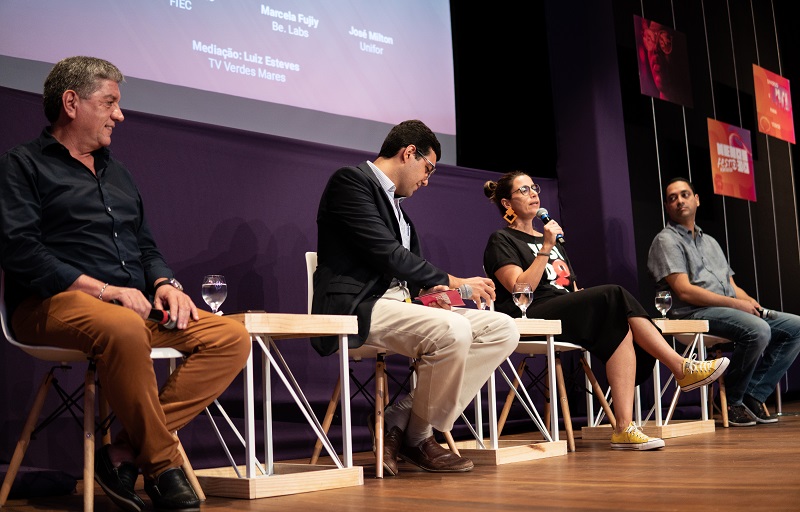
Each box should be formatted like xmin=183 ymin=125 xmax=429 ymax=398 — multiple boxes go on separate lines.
xmin=0 ymin=128 xmax=172 ymax=313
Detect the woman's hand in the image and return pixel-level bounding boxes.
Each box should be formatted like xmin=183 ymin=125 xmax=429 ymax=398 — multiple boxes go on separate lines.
xmin=542 ymin=220 xmax=564 ymax=247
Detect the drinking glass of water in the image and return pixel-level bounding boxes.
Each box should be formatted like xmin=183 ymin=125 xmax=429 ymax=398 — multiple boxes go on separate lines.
xmin=655 ymin=291 xmax=672 ymax=318
xmin=202 ymin=275 xmax=227 ymax=314
xmin=512 ymin=283 xmax=533 ymax=317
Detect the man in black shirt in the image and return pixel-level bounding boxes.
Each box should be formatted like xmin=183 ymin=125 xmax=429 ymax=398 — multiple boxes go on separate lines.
xmin=0 ymin=56 xmax=250 ymax=512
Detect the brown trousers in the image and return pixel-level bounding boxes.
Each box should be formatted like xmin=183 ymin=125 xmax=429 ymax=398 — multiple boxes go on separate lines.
xmin=12 ymin=291 xmax=251 ymax=479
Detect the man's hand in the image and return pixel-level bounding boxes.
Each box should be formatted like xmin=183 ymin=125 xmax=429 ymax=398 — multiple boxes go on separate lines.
xmin=153 ymin=285 xmax=199 ymax=329
xmin=417 ymin=285 xmax=453 ymax=310
xmin=449 ymin=276 xmax=496 ymax=310
xmin=101 ymin=285 xmax=152 ymax=318
xmin=732 ymin=297 xmax=762 ymax=316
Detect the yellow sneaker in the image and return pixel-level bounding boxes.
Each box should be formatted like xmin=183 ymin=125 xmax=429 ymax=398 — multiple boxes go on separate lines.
xmin=610 ymin=422 xmax=665 ymax=451
xmin=677 ymin=354 xmax=730 ymax=391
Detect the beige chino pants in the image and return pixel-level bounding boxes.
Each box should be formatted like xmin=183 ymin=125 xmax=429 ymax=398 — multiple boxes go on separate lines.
xmin=366 ymin=286 xmax=518 ymax=432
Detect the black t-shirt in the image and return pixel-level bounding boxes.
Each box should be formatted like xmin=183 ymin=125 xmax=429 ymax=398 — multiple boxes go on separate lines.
xmin=483 ymin=227 xmax=577 ymax=317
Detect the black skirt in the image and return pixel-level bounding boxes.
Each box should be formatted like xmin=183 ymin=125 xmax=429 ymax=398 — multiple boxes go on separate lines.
xmin=526 ymin=284 xmax=658 ymax=386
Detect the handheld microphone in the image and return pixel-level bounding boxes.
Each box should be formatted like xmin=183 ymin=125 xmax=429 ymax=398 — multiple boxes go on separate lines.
xmin=110 ymin=299 xmax=176 ymax=328
xmin=758 ymin=308 xmax=778 ymax=320
xmin=536 ymin=208 xmax=565 ymax=245
xmin=148 ymin=308 xmax=177 ymax=329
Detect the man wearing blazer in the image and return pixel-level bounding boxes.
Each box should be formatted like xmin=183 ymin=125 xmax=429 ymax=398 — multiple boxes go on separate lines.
xmin=311 ymin=120 xmax=518 ymax=476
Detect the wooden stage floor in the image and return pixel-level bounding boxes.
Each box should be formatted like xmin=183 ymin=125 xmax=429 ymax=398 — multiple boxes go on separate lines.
xmin=6 ymin=402 xmax=800 ymax=511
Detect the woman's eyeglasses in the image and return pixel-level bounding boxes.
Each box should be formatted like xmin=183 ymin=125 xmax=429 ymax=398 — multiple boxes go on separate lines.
xmin=512 ymin=183 xmax=541 ymax=196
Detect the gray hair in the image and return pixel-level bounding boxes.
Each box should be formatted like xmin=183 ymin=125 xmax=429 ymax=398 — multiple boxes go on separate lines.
xmin=43 ymin=56 xmax=125 ymax=123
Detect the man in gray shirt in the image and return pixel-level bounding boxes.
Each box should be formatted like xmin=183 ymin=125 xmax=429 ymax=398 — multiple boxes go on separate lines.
xmin=647 ymin=177 xmax=800 ymax=426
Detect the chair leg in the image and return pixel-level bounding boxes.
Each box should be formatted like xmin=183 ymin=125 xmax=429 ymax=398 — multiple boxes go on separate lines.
xmin=580 ymin=357 xmax=616 ymax=430
xmin=97 ymin=384 xmax=112 ymax=446
xmin=716 ymin=349 xmax=729 ymax=427
xmin=374 ymin=355 xmax=387 ymax=478
xmin=542 ymin=364 xmax=559 ymax=436
xmin=554 ymin=355 xmax=575 ymax=452
xmin=0 ymin=370 xmax=58 ymax=507
xmin=543 ymin=367 xmax=551 ymax=437
xmin=708 ymin=382 xmax=717 ymax=418
xmin=309 ymin=377 xmax=342 ymax=465
xmin=497 ymin=359 xmax=526 ymax=436
xmin=83 ymin=364 xmax=96 ymax=512
xmin=176 ymin=437 xmax=205 ymax=501
xmin=443 ymin=431 xmax=460 ymax=456
xmin=719 ymin=375 xmax=728 ymax=427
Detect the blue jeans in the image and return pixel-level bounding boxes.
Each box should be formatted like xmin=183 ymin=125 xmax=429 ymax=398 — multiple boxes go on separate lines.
xmin=681 ymin=307 xmax=800 ymax=404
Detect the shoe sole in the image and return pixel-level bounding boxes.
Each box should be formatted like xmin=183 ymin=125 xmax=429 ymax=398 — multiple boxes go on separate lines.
xmin=728 ymin=420 xmax=757 ymax=426
xmin=680 ymin=357 xmax=730 ymax=391
xmin=399 ymin=455 xmax=474 ymax=472
xmin=94 ymin=476 xmax=144 ymax=512
xmin=610 ymin=440 xmax=665 ymax=451
xmin=741 ymin=403 xmax=779 ymax=424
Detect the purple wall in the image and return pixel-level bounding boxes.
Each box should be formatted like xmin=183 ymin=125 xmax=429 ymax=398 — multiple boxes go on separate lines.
xmin=544 ymin=0 xmax=638 ymax=293
xmin=0 ymin=85 xmax=563 ymax=472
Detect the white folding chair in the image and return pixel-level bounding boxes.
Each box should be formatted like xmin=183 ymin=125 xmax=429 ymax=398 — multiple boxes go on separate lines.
xmin=306 ymin=252 xmax=405 ymax=478
xmin=0 ymin=271 xmax=203 ymax=510
xmin=497 ymin=336 xmax=614 ymax=452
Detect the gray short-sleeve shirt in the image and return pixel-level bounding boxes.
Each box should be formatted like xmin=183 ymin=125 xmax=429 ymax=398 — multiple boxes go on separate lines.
xmin=647 ymin=221 xmax=735 ymax=316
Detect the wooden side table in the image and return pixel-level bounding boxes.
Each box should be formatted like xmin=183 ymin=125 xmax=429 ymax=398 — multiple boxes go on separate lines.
xmin=454 ymin=318 xmax=569 ymax=464
xmin=194 ymin=312 xmax=364 ymax=499
xmin=640 ymin=318 xmax=716 ymax=438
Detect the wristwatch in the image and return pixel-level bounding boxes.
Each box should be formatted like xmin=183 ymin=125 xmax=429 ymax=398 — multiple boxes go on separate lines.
xmin=154 ymin=278 xmax=184 ymax=292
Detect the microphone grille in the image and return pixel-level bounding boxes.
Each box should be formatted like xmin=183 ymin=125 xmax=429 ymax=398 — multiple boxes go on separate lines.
xmin=536 ymin=208 xmax=548 ymax=218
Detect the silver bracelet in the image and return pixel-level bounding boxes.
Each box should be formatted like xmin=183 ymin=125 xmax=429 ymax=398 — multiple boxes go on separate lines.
xmin=98 ymin=283 xmax=109 ymax=301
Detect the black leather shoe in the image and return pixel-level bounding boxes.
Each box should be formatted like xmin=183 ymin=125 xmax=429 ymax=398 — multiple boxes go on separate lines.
xmin=367 ymin=413 xmax=403 ymax=476
xmin=144 ymin=467 xmax=201 ymax=511
xmin=399 ymin=435 xmax=474 ymax=473
xmin=95 ymin=444 xmax=146 ymax=512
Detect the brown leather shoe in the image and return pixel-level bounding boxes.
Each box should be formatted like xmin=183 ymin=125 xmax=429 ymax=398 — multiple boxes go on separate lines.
xmin=381 ymin=426 xmax=404 ymax=477
xmin=367 ymin=414 xmax=403 ymax=477
xmin=399 ymin=436 xmax=474 ymax=473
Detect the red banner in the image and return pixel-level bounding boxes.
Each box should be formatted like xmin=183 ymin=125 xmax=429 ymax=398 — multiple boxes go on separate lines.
xmin=753 ymin=64 xmax=795 ymax=144
xmin=707 ymin=118 xmax=756 ymax=201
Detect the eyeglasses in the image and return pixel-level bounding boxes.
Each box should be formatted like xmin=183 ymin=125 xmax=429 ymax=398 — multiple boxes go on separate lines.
xmin=512 ymin=183 xmax=541 ymax=197
xmin=416 ymin=150 xmax=436 ymax=178
xmin=643 ymin=27 xmax=673 ymax=55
